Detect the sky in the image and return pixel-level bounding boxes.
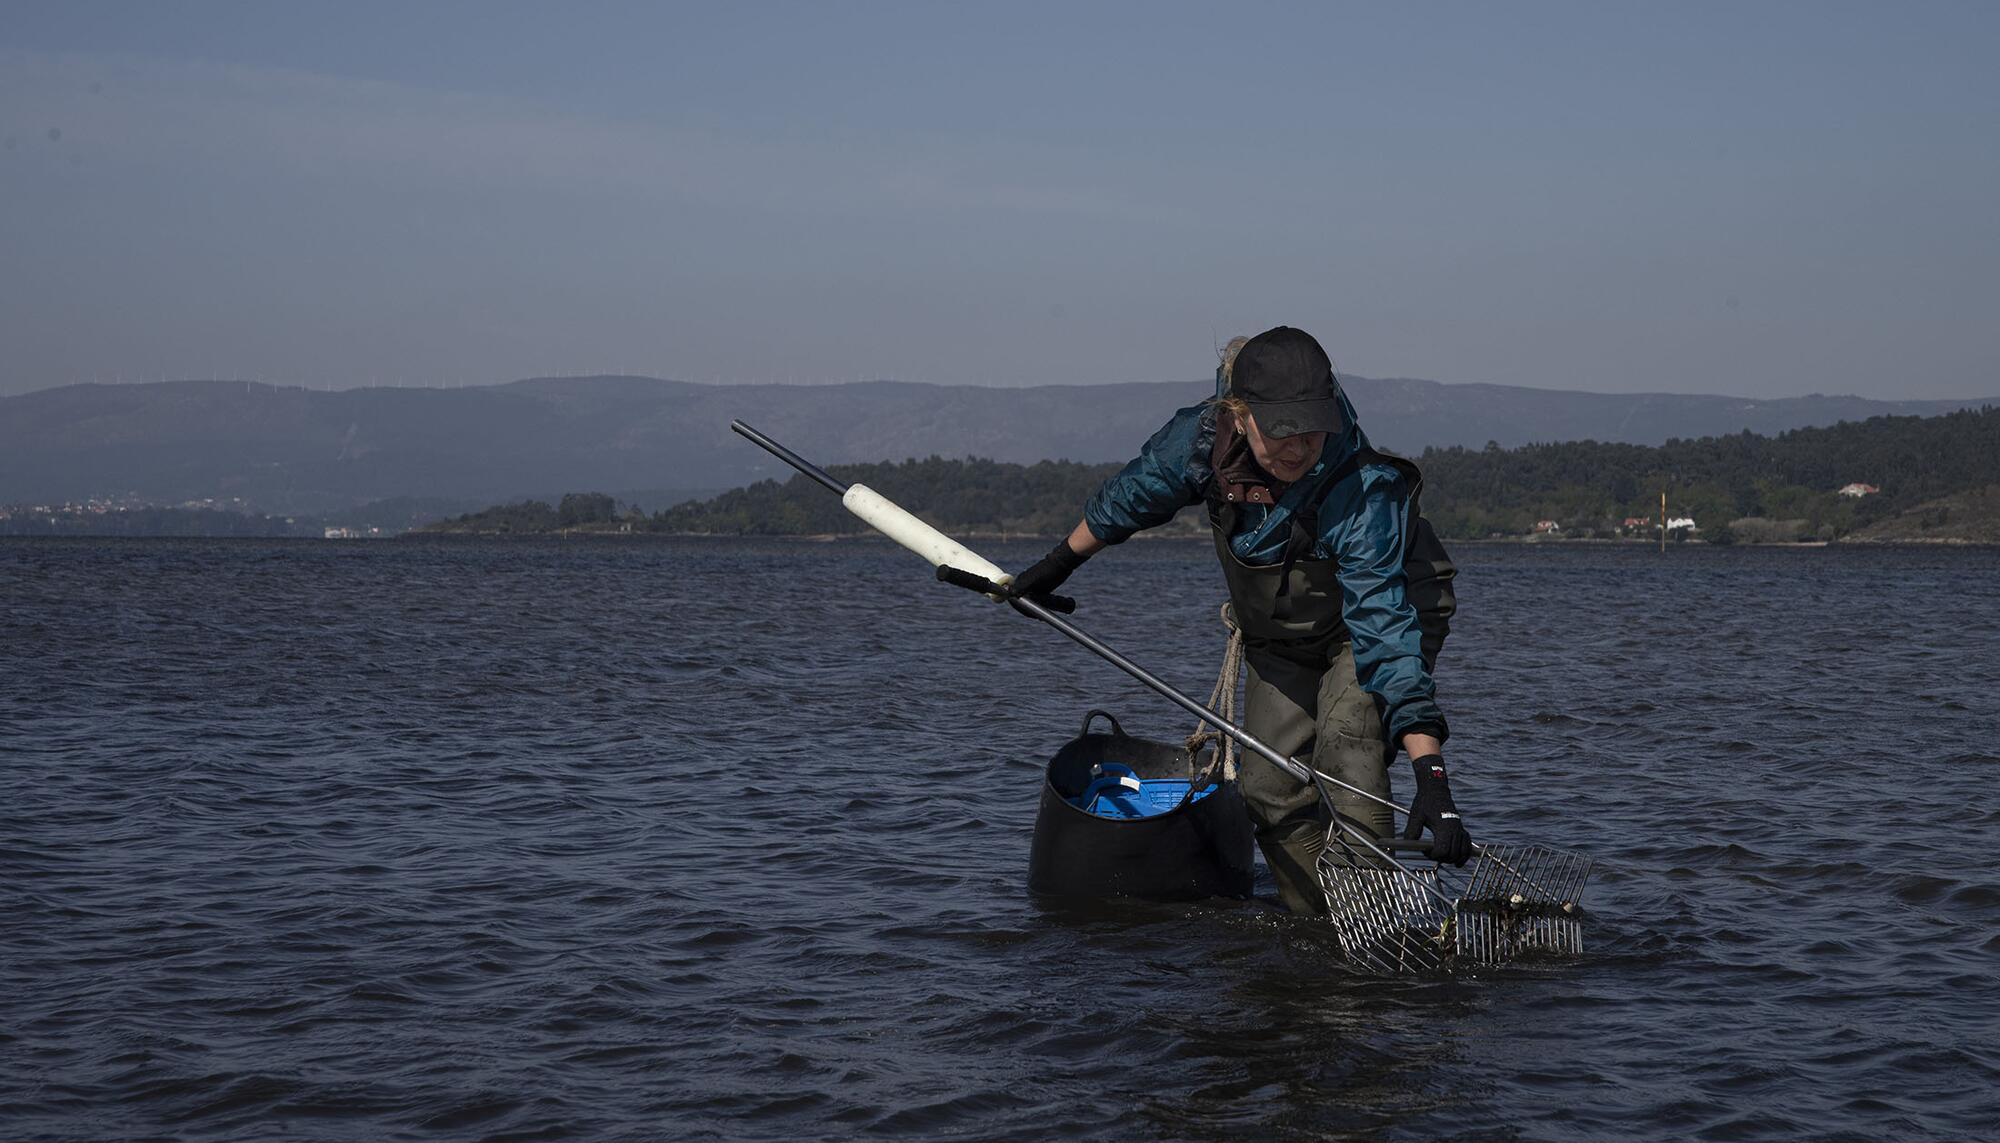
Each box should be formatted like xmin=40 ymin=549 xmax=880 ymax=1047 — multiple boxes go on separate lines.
xmin=2 ymin=1 xmax=1996 ymax=399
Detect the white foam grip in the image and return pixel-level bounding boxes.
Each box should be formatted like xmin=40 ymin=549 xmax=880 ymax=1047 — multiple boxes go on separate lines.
xmin=841 ymin=483 xmax=1012 ymax=594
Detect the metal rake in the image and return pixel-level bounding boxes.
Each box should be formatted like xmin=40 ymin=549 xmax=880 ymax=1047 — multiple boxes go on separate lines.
xmin=1316 ymin=822 xmax=1592 ymax=974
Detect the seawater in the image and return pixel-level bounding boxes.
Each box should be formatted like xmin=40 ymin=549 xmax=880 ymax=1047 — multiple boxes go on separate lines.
xmin=3 ymin=537 xmax=1996 ymax=1140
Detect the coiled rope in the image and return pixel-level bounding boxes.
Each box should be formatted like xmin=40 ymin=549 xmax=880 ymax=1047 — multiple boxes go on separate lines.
xmin=1184 ymin=602 xmax=1243 ymax=783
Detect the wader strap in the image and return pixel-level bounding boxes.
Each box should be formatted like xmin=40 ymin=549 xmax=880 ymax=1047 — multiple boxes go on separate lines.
xmin=1271 ymin=509 xmax=1316 ymax=611
xmin=1264 ymin=453 xmax=1361 ymax=614
xmin=1209 ymin=498 xmax=1239 ymax=539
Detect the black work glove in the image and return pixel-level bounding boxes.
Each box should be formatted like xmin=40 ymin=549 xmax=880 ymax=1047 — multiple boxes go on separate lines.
xmin=1402 ymin=754 xmax=1474 ymax=866
xmin=1012 ymin=539 xmax=1089 ymax=599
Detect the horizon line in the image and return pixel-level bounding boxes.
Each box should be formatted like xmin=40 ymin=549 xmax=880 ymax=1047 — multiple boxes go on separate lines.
xmin=8 ymin=373 xmax=1999 ymax=408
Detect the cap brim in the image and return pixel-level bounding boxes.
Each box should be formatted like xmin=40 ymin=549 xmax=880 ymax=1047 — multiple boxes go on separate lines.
xmin=1246 ymin=397 xmax=1345 ymax=439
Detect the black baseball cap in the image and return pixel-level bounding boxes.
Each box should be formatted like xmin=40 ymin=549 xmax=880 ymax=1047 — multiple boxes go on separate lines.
xmin=1230 ymin=325 xmax=1347 ymax=438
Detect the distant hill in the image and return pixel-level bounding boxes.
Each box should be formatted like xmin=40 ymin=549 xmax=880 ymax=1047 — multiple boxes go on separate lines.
xmin=1 ymin=374 xmax=1990 ymax=516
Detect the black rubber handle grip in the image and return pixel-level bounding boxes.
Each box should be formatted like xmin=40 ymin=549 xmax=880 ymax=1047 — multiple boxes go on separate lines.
xmin=935 ymin=563 xmax=998 ymax=594
xmin=934 ymin=565 xmax=1077 ymax=614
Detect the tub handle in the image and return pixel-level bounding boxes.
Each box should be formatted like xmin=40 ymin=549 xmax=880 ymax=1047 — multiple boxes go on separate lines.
xmin=1079 ymin=708 xmax=1127 ymax=739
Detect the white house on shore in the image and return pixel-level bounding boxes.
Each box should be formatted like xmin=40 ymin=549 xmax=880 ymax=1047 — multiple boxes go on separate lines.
xmin=1838 ymin=482 xmax=1880 ymax=498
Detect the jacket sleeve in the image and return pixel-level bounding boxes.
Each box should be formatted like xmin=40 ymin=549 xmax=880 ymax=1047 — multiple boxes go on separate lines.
xmin=1330 ymin=465 xmax=1450 ymax=745
xmin=1082 ymin=405 xmax=1208 ymax=545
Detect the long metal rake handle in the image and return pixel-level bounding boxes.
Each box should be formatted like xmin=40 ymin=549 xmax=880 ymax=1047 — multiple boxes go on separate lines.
xmin=730 ymin=417 xmax=1420 ymax=828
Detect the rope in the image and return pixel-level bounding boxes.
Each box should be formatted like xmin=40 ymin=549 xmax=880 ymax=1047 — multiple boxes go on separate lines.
xmin=1185 ymin=602 xmax=1244 ymax=783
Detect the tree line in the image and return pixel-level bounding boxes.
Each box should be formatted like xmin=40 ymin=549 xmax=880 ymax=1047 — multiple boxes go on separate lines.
xmin=433 ymin=406 xmax=2000 ymax=542
xmin=427 ymin=493 xmax=625 ymax=534
xmin=1416 ymin=406 xmax=1999 ymax=539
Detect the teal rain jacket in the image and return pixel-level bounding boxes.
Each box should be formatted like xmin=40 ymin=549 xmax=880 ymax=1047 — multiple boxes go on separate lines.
xmin=1081 ymin=390 xmax=1447 ymax=744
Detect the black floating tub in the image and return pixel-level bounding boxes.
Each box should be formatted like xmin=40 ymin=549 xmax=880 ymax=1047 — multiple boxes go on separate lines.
xmin=1027 ymin=709 xmax=1256 ymax=901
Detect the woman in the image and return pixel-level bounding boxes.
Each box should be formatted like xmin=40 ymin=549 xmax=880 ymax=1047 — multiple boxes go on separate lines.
xmin=1013 ymin=325 xmax=1472 ymax=915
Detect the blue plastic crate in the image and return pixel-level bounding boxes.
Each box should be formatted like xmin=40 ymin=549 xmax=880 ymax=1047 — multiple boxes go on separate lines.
xmin=1071 ymin=763 xmax=1218 ymax=820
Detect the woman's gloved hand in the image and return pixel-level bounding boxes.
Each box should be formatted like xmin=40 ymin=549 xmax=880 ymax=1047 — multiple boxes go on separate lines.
xmin=1012 ymin=539 xmax=1089 ymax=599
xmin=1402 ymin=754 xmax=1474 ymax=866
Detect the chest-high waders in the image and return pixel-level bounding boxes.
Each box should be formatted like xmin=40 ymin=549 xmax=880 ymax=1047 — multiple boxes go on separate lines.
xmin=1208 ymin=495 xmax=1398 ymax=916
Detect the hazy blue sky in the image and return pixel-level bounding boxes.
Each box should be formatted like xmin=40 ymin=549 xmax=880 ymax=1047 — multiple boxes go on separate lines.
xmin=4 ymin=1 xmax=1996 ymax=398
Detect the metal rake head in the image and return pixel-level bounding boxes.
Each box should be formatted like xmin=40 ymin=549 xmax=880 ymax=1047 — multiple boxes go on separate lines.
xmin=1317 ymin=858 xmax=1455 ymax=973
xmin=1316 ymin=830 xmax=1593 ymax=974
xmin=1453 ymin=841 xmax=1591 ymax=963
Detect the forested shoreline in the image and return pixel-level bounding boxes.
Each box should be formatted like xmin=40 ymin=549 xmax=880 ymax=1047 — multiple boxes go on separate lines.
xmin=426 ymin=407 xmax=2000 ymax=544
